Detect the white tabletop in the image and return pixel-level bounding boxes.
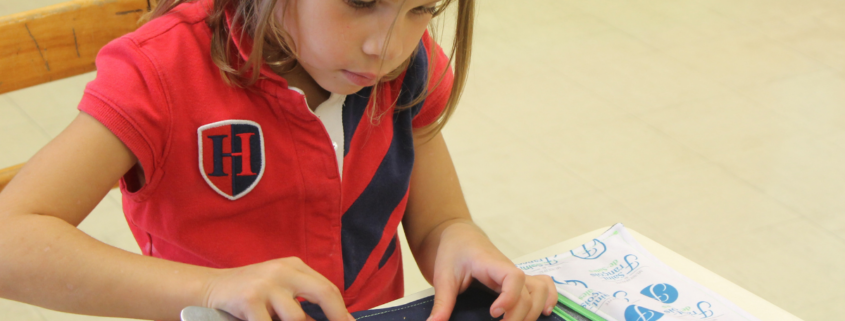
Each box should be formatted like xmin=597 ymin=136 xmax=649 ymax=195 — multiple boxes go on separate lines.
xmin=380 ymin=227 xmax=803 ymax=321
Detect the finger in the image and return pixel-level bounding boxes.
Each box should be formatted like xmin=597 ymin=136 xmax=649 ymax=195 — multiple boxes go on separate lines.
xmin=269 ymin=294 xmax=307 ymax=321
xmin=524 ymin=284 xmax=547 ymax=321
xmin=501 ymin=287 xmax=532 ymax=321
xmin=428 ymin=271 xmax=460 ymax=321
xmin=281 ymin=258 xmax=352 ymax=320
xmin=489 ymin=269 xmax=526 ymax=318
xmin=283 ymin=257 xmax=330 ymax=281
xmin=288 ymin=276 xmax=352 ymax=321
xmin=543 ymin=277 xmax=558 ymax=316
xmin=526 ymin=275 xmax=558 ymax=316
xmin=244 ymin=303 xmax=274 ymax=321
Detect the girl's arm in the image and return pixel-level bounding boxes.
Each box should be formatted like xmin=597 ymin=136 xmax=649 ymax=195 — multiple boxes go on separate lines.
xmin=0 ymin=112 xmax=352 ymax=321
xmin=402 ymin=132 xmax=558 ymax=321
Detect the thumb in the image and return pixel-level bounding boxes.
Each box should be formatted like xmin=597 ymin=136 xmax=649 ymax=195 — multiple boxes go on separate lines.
xmin=428 ymin=272 xmax=460 ymax=321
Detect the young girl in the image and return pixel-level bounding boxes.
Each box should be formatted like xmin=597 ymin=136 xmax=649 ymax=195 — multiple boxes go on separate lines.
xmin=0 ymin=0 xmax=556 ymax=320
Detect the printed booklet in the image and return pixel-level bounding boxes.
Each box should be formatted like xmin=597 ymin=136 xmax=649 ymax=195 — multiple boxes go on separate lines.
xmin=517 ymin=223 xmax=760 ymax=321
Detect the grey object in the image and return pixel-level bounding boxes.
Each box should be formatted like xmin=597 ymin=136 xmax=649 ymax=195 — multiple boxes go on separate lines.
xmin=181 ymin=306 xmax=242 ymax=321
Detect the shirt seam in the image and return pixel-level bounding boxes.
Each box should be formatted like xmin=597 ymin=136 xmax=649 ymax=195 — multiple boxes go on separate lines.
xmin=125 ymin=36 xmax=176 ymax=185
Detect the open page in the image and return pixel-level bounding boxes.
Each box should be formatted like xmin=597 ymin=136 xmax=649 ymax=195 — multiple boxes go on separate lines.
xmin=517 ymin=224 xmax=759 ymax=321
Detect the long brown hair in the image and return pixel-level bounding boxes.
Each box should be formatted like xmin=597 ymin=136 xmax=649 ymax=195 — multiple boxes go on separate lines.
xmin=144 ymin=0 xmax=474 ymax=136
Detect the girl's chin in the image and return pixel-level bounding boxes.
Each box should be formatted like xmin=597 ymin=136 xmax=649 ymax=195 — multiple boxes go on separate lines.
xmin=321 ymin=80 xmax=366 ymax=95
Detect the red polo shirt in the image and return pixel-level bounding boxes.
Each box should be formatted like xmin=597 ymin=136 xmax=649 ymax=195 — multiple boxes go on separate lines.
xmin=79 ymin=0 xmax=452 ymax=311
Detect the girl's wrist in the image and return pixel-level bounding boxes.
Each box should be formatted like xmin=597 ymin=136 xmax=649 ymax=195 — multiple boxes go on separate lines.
xmin=153 ymin=263 xmax=224 ymax=318
xmin=197 ymin=266 xmax=228 ymax=309
xmin=439 ymin=220 xmax=488 ymax=243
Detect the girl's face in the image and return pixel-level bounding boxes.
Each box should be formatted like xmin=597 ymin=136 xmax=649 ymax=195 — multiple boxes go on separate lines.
xmin=278 ymin=0 xmax=440 ymax=94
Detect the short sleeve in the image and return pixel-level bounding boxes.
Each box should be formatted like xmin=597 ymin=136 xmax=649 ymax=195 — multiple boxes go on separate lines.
xmin=78 ymin=36 xmax=170 ymax=193
xmin=411 ymin=31 xmax=455 ymax=129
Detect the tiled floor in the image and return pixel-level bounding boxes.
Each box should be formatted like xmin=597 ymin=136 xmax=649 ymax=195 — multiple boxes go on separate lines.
xmin=2 ymin=0 xmax=844 ymax=320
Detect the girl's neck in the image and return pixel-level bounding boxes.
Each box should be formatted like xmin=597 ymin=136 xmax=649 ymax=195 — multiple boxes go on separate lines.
xmin=277 ymin=64 xmax=330 ymax=110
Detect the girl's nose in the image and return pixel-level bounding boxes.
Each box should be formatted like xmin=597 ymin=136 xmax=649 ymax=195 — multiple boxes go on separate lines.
xmin=362 ymin=16 xmax=403 ymax=62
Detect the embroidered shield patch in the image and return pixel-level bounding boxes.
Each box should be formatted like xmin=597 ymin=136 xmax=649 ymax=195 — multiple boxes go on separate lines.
xmin=198 ymin=120 xmax=265 ymax=200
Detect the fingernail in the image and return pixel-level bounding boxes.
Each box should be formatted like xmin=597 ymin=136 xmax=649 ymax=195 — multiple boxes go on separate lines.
xmin=545 ymin=306 xmax=553 ymax=315
xmin=492 ymin=307 xmax=504 ymax=317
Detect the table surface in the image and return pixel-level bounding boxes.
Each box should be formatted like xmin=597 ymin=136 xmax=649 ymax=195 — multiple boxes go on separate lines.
xmin=379 ymin=227 xmax=803 ymax=321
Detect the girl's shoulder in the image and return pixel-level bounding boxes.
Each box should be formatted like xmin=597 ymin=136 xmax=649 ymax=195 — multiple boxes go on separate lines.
xmin=101 ymin=0 xmax=215 ymax=75
xmin=126 ymin=0 xmax=212 ymax=46
xmin=91 ymin=0 xmax=223 ymax=104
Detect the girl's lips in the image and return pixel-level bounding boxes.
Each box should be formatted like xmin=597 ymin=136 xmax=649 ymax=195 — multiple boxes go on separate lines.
xmin=343 ymin=70 xmax=377 ymax=87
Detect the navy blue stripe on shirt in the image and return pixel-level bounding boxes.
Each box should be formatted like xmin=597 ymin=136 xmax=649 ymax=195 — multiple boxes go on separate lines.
xmin=343 ymin=86 xmax=372 ymax=158
xmin=340 ymin=119 xmax=413 ymax=289
xmin=342 ymin=40 xmax=428 ymax=157
xmin=403 ymin=42 xmax=430 ymax=119
xmin=378 ymin=236 xmax=398 ymax=269
xmin=339 ymin=40 xmax=430 ymax=290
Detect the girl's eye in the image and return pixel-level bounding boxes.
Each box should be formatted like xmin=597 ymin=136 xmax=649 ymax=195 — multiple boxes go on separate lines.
xmin=345 ymin=0 xmax=376 ymax=10
xmin=345 ymin=0 xmax=437 ymax=16
xmin=411 ymin=5 xmax=438 ymax=15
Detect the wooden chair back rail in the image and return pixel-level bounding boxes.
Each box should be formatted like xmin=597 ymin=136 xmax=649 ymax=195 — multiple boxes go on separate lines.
xmin=0 ymin=0 xmax=153 ymax=192
xmin=0 ymin=0 xmax=152 ymax=95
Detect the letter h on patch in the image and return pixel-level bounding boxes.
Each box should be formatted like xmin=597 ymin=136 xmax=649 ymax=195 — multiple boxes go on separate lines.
xmin=198 ymin=120 xmax=265 ymax=200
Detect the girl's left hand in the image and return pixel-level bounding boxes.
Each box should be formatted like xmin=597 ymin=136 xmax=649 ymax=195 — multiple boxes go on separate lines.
xmin=425 ymin=222 xmax=558 ymax=321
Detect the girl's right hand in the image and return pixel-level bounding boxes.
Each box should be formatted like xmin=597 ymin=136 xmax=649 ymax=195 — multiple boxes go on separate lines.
xmin=203 ymin=257 xmax=354 ymax=321
xmin=0 ymin=113 xmax=350 ymax=321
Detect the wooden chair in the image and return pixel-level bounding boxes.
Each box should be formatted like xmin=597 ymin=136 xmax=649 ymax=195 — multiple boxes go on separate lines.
xmin=0 ymin=0 xmax=154 ymax=192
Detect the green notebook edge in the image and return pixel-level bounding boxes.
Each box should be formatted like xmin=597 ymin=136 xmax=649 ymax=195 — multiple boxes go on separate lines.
xmin=555 ymin=293 xmax=608 ymax=321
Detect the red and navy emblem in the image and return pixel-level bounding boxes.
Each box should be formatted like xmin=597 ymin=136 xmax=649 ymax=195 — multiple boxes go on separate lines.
xmin=198 ymin=120 xmax=265 ymax=200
